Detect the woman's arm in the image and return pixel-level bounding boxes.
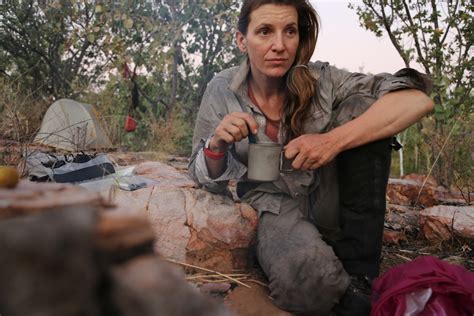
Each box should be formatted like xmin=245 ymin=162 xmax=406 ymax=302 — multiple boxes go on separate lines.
xmin=284 ymin=88 xmax=434 ymax=170
xmin=206 ymin=112 xmax=258 ymax=179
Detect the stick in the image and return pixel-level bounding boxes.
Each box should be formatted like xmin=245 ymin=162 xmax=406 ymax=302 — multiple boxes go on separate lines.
xmin=246 ymin=279 xmax=269 ymax=288
xmin=395 ymin=253 xmax=412 ymax=261
xmin=165 ymin=258 xmax=251 ymax=288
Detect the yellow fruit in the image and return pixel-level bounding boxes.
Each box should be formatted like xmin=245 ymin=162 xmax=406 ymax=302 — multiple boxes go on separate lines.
xmin=0 ymin=166 xmax=19 ymax=189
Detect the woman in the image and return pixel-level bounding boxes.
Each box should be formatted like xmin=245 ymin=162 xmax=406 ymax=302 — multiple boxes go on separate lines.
xmin=189 ymin=0 xmax=433 ymax=315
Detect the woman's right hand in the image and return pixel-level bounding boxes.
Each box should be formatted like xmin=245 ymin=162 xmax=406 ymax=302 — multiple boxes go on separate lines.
xmin=209 ymin=112 xmax=259 ymax=152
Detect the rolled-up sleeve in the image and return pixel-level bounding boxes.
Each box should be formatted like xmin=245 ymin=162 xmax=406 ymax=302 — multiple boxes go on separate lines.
xmin=188 ymin=76 xmax=247 ymax=194
xmin=312 ymin=64 xmax=433 ymax=127
xmin=325 ymin=65 xmax=432 ymax=108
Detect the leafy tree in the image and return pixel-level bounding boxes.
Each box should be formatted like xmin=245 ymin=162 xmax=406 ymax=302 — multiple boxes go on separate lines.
xmin=0 ymin=0 xmax=114 ymax=97
xmin=351 ymin=0 xmax=473 ymax=187
xmin=1 ymin=0 xmax=240 ymax=154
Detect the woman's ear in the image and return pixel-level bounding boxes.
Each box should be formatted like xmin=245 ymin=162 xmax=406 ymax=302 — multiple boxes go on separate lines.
xmin=235 ymin=32 xmax=247 ymax=53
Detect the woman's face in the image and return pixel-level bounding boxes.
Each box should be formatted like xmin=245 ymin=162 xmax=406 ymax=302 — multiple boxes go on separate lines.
xmin=237 ymin=4 xmax=299 ymax=80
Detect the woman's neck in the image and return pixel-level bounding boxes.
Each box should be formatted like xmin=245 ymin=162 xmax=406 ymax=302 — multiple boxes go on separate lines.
xmin=248 ymin=76 xmax=286 ymax=121
xmin=248 ymin=74 xmax=285 ymax=98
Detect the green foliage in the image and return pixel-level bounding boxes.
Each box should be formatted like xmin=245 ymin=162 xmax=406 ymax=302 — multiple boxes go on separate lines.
xmin=351 ymin=0 xmax=473 ymax=188
xmin=0 ymin=0 xmax=241 ymax=157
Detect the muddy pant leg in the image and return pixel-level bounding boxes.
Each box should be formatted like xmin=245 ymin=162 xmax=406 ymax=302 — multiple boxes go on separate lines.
xmin=256 ymin=197 xmax=350 ymax=315
xmin=332 ymin=138 xmax=392 ymax=278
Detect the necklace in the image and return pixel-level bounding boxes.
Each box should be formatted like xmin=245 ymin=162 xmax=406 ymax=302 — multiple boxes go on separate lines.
xmin=247 ymin=84 xmax=281 ymax=142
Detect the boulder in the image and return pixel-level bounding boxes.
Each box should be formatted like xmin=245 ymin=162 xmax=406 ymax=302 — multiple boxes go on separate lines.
xmin=419 ymin=205 xmax=474 ymax=241
xmin=111 ymin=161 xmax=258 ymax=272
xmin=384 ymin=204 xmax=419 ymax=234
xmin=387 ymin=176 xmax=469 ymax=207
xmin=386 ymin=178 xmax=438 ymax=207
xmin=0 ymin=180 xmax=103 ymax=219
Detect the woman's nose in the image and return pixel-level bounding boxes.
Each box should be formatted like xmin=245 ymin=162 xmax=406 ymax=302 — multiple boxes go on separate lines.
xmin=271 ymin=34 xmax=285 ymax=52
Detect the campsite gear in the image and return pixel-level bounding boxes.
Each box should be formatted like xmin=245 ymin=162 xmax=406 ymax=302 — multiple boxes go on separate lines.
xmin=0 ymin=166 xmax=19 ymax=189
xmin=247 ymin=143 xmax=292 ymax=182
xmin=124 ymin=115 xmax=137 ymax=132
xmin=34 ymin=99 xmax=112 ymax=152
xmin=118 ymin=181 xmax=147 ymax=191
xmin=371 ymin=256 xmax=474 ymax=316
xmin=26 ymin=152 xmax=115 ymax=183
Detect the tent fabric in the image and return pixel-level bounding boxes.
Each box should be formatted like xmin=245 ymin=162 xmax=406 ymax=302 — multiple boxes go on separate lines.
xmin=371 ymin=256 xmax=474 ymax=316
xmin=34 ymin=99 xmax=112 ymax=151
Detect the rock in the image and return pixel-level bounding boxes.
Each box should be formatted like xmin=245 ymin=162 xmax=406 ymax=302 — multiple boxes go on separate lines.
xmin=95 ymin=212 xmax=155 ymax=263
xmin=419 ymin=206 xmax=474 ymax=241
xmin=110 ymin=255 xmax=230 ymax=316
xmin=402 ymin=173 xmax=438 ymax=187
xmin=111 ymin=161 xmax=258 ymax=272
xmin=387 ymin=178 xmax=438 ymax=207
xmin=387 ymin=177 xmax=469 ymax=207
xmin=133 ymin=160 xmax=196 ymax=188
xmin=384 ymin=204 xmax=419 ymax=234
xmin=199 ymin=282 xmax=232 ymax=295
xmin=383 ymin=229 xmax=407 ymax=245
xmin=0 ymin=205 xmax=101 ymax=316
xmin=0 ymin=180 xmax=104 ymax=220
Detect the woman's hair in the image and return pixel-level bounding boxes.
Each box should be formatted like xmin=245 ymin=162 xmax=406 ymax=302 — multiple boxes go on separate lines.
xmin=238 ymin=0 xmax=320 ymax=141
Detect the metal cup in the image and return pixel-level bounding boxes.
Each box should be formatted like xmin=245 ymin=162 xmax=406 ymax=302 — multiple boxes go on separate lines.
xmin=247 ymin=143 xmax=293 ymax=182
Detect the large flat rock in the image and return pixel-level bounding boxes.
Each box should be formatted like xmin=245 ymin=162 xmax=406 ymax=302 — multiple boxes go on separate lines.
xmin=419 ymin=205 xmax=474 ymax=241
xmin=111 ymin=161 xmax=258 ymax=272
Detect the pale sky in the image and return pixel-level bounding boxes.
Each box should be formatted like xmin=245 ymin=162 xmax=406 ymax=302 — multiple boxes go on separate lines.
xmin=310 ymin=1 xmax=411 ymax=74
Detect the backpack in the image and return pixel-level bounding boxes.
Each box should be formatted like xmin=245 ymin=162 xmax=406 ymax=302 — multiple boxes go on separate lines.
xmin=26 ymin=152 xmax=115 ymax=183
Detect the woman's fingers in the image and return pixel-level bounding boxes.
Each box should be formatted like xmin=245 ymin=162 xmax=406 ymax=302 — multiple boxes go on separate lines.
xmin=284 ymin=133 xmax=339 ymax=170
xmin=214 ymin=112 xmax=259 ymax=146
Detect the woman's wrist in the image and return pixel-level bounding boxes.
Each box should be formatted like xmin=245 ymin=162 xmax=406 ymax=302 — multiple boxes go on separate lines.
xmin=208 ymin=135 xmax=228 ymax=153
xmin=203 ymin=136 xmax=227 ymax=160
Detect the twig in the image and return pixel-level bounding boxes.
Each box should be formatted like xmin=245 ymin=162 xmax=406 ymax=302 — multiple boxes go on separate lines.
xmin=165 ymin=258 xmax=251 ymax=288
xmin=414 ymin=123 xmax=457 ymax=207
xmin=246 ymin=279 xmax=269 ymax=288
xmin=185 ymin=273 xmax=249 ymax=280
xmin=395 ymin=254 xmax=413 ymax=262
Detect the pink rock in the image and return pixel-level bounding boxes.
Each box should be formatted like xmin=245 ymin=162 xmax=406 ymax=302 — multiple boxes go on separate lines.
xmin=383 ymin=229 xmax=407 ymax=245
xmin=419 ymin=206 xmax=474 ymax=241
xmin=402 ymin=173 xmax=438 ymax=187
xmin=387 ymin=177 xmax=469 ymax=207
xmin=133 ymin=161 xmax=196 ymax=188
xmin=387 ymin=178 xmax=438 ymax=207
xmin=111 ymin=162 xmax=258 ymax=272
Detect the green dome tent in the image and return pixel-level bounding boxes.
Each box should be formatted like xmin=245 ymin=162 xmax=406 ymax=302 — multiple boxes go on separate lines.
xmin=34 ymin=99 xmax=112 ymax=151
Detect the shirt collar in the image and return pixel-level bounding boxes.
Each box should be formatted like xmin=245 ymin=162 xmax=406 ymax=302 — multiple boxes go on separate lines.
xmin=229 ymin=57 xmax=250 ymax=94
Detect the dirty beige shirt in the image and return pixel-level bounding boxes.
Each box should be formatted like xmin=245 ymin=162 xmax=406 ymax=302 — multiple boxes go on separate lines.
xmin=188 ymin=59 xmax=431 ymax=216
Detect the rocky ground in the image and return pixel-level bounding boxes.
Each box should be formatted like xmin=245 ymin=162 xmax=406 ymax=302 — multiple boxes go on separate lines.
xmin=1 ymin=148 xmax=473 ymax=315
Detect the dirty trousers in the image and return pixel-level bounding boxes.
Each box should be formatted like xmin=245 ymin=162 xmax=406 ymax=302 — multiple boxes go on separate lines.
xmin=257 ymin=196 xmax=350 ymax=314
xmin=255 ymin=138 xmax=392 ymax=314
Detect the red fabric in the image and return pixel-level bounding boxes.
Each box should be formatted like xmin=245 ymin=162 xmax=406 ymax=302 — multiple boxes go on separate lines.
xmin=247 ymin=85 xmax=280 ymax=142
xmin=371 ymin=256 xmax=474 ymax=316
xmin=124 ymin=115 xmax=137 ymax=132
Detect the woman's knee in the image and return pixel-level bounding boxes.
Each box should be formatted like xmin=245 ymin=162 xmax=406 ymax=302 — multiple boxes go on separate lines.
xmin=265 ymin=246 xmax=350 ymax=314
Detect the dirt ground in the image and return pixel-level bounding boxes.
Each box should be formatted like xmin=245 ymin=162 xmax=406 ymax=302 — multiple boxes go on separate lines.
xmin=196 ymin=237 xmax=474 ymax=316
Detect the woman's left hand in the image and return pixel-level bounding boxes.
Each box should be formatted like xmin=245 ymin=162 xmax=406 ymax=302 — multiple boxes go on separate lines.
xmin=284 ymin=132 xmax=342 ymax=170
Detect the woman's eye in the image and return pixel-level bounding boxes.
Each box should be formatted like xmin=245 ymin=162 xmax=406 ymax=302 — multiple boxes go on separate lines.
xmin=286 ymin=28 xmax=298 ymax=36
xmin=258 ymin=28 xmax=270 ymax=35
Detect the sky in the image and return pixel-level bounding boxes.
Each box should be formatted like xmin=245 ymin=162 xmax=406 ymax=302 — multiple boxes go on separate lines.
xmin=309 ymin=1 xmax=410 ymax=74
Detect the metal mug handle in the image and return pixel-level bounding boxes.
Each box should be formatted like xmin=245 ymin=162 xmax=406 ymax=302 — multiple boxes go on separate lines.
xmin=279 ymin=150 xmax=293 ymax=172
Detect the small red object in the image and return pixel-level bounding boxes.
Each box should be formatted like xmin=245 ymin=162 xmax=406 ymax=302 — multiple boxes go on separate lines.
xmin=124 ymin=115 xmax=137 ymax=132
xmin=203 ymin=147 xmax=226 ymax=160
